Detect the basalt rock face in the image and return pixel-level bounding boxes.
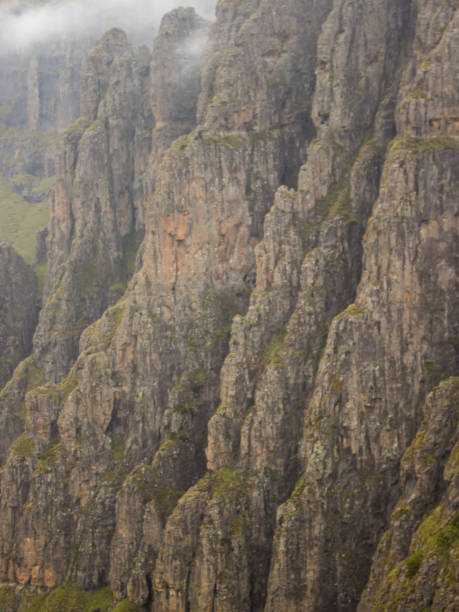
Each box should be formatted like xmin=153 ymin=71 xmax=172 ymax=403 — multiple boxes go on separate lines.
xmin=358 ymin=378 xmax=458 ymax=611
xmin=0 ymin=244 xmax=37 ymax=388
xmin=154 ymin=0 xmax=413 ymax=609
xmin=149 ymin=8 xmax=210 ymax=162
xmin=0 ymin=1 xmax=458 ymax=611
xmin=0 ymin=42 xmax=85 ymax=134
xmin=0 ymin=37 xmax=90 ymax=204
xmin=0 ymin=36 xmax=85 ymax=134
xmin=0 ymin=0 xmax=328 ymax=595
xmin=0 ymin=246 xmax=39 ymax=469
xmin=31 ymin=8 xmax=213 ymax=383
xmin=265 ymin=2 xmax=459 ymax=610
xmin=31 ymin=27 xmax=152 ymax=382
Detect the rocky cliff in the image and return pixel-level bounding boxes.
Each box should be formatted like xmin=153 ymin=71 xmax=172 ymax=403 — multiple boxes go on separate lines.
xmin=0 ymin=5 xmax=91 ymax=282
xmin=0 ymin=0 xmax=457 ymax=611
xmin=0 ymin=244 xmax=37 ymax=388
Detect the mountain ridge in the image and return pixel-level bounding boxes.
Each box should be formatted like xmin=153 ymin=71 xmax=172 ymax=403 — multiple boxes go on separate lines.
xmin=0 ymin=1 xmax=457 ymax=610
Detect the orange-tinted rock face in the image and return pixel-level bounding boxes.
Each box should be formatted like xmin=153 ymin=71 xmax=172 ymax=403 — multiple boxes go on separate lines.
xmin=0 ymin=1 xmax=457 ymax=611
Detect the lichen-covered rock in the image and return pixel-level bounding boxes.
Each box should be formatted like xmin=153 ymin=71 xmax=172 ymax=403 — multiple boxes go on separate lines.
xmin=152 ymin=0 xmax=413 ymax=609
xmin=358 ymin=377 xmax=458 ymax=611
xmin=266 ymin=2 xmax=458 ymax=610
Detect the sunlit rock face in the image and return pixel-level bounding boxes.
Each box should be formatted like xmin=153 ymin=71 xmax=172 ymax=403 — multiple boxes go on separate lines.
xmin=0 ymin=1 xmax=457 ymax=611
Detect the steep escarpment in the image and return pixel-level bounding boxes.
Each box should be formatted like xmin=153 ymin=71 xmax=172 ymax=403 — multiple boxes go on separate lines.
xmin=0 ymin=35 xmax=91 ymax=249
xmin=266 ymin=1 xmax=458 ymax=610
xmin=31 ymin=8 xmax=212 ymax=383
xmin=0 ymin=39 xmax=85 ymax=134
xmin=154 ymin=1 xmax=413 ymax=609
xmin=0 ymin=244 xmax=37 ymax=388
xmin=31 ymin=27 xmax=152 ymax=381
xmin=0 ymin=0 xmax=332 ymax=601
xmin=0 ymin=0 xmax=457 ymax=611
xmin=358 ymin=377 xmax=458 ymax=611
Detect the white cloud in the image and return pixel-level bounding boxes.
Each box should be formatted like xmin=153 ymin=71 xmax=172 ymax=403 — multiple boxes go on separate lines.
xmin=0 ymin=0 xmax=217 ymax=53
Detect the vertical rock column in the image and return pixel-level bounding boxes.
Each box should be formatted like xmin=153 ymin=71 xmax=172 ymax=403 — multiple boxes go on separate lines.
xmin=266 ymin=1 xmax=458 ymax=610
xmin=32 ymin=28 xmax=152 ymax=382
xmin=0 ymin=244 xmax=38 ymax=389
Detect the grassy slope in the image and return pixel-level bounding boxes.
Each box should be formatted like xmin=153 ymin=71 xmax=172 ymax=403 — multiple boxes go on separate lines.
xmin=0 ymin=171 xmax=50 ymax=265
xmin=0 ymin=584 xmax=141 ymax=612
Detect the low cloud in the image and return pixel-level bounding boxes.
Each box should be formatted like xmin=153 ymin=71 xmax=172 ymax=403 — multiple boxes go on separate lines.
xmin=0 ymin=0 xmax=217 ymax=53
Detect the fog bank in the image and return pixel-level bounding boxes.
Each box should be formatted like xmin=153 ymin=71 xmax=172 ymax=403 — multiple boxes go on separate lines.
xmin=0 ymin=0 xmax=217 ymax=52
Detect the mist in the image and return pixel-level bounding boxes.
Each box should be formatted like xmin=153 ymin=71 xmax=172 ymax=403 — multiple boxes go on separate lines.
xmin=0 ymin=0 xmax=217 ymax=53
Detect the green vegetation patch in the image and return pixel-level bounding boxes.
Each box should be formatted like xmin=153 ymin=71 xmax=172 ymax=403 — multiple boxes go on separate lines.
xmin=87 ymin=118 xmax=105 ymax=133
xmin=423 ymin=360 xmax=443 ymax=386
xmin=34 ymin=262 xmax=48 ymax=296
xmin=1 ymin=357 xmax=44 ymax=421
xmin=112 ymin=600 xmax=142 ymax=612
xmin=333 ymin=303 xmax=366 ymax=323
xmin=0 ymin=585 xmax=15 ymax=611
xmin=57 ymin=369 xmax=78 ymax=402
xmin=110 ymin=433 xmax=126 ymax=462
xmin=0 ymin=123 xmax=57 ymax=146
xmin=263 ymin=328 xmax=287 ymax=367
xmin=124 ymin=463 xmax=184 ymax=520
xmin=35 ymin=437 xmax=63 ymax=474
xmin=0 ymin=172 xmax=49 ymax=264
xmin=374 ymin=507 xmax=459 ymax=609
xmin=447 ymin=440 xmax=459 ymax=474
xmin=155 ymin=431 xmax=190 ymax=456
xmin=329 ymin=186 xmax=357 ymax=223
xmin=31 ymin=176 xmax=56 ymax=199
xmin=85 ymin=302 xmax=125 ymax=348
xmin=212 ymin=467 xmax=246 ymax=498
xmin=290 ymin=476 xmax=306 ymax=509
xmin=170 ymin=368 xmax=207 ymax=415
xmin=416 ymin=509 xmax=459 ymax=556
xmin=405 ymin=550 xmax=423 ymax=578
xmin=314 ymin=175 xmax=350 ymax=219
xmin=64 ymin=117 xmax=90 ymax=139
xmin=171 ymin=131 xmax=196 ymax=151
xmin=11 ymin=433 xmax=35 ymax=459
xmin=20 ymin=584 xmax=114 ymax=612
xmin=11 ymin=172 xmax=36 ymax=189
xmin=125 ymin=464 xmax=153 ymax=491
xmin=25 ymin=361 xmax=46 ymax=393
xmin=201 ymin=132 xmax=247 ymax=150
xmin=390 ymin=136 xmax=458 ymax=154
xmin=123 ymin=238 xmax=139 ymax=281
xmin=407 ymin=89 xmax=427 ymax=99
xmin=153 ymin=485 xmax=185 ymax=519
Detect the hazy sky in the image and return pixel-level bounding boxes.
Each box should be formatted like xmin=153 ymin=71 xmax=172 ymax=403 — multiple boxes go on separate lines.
xmin=0 ymin=0 xmax=217 ymax=52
